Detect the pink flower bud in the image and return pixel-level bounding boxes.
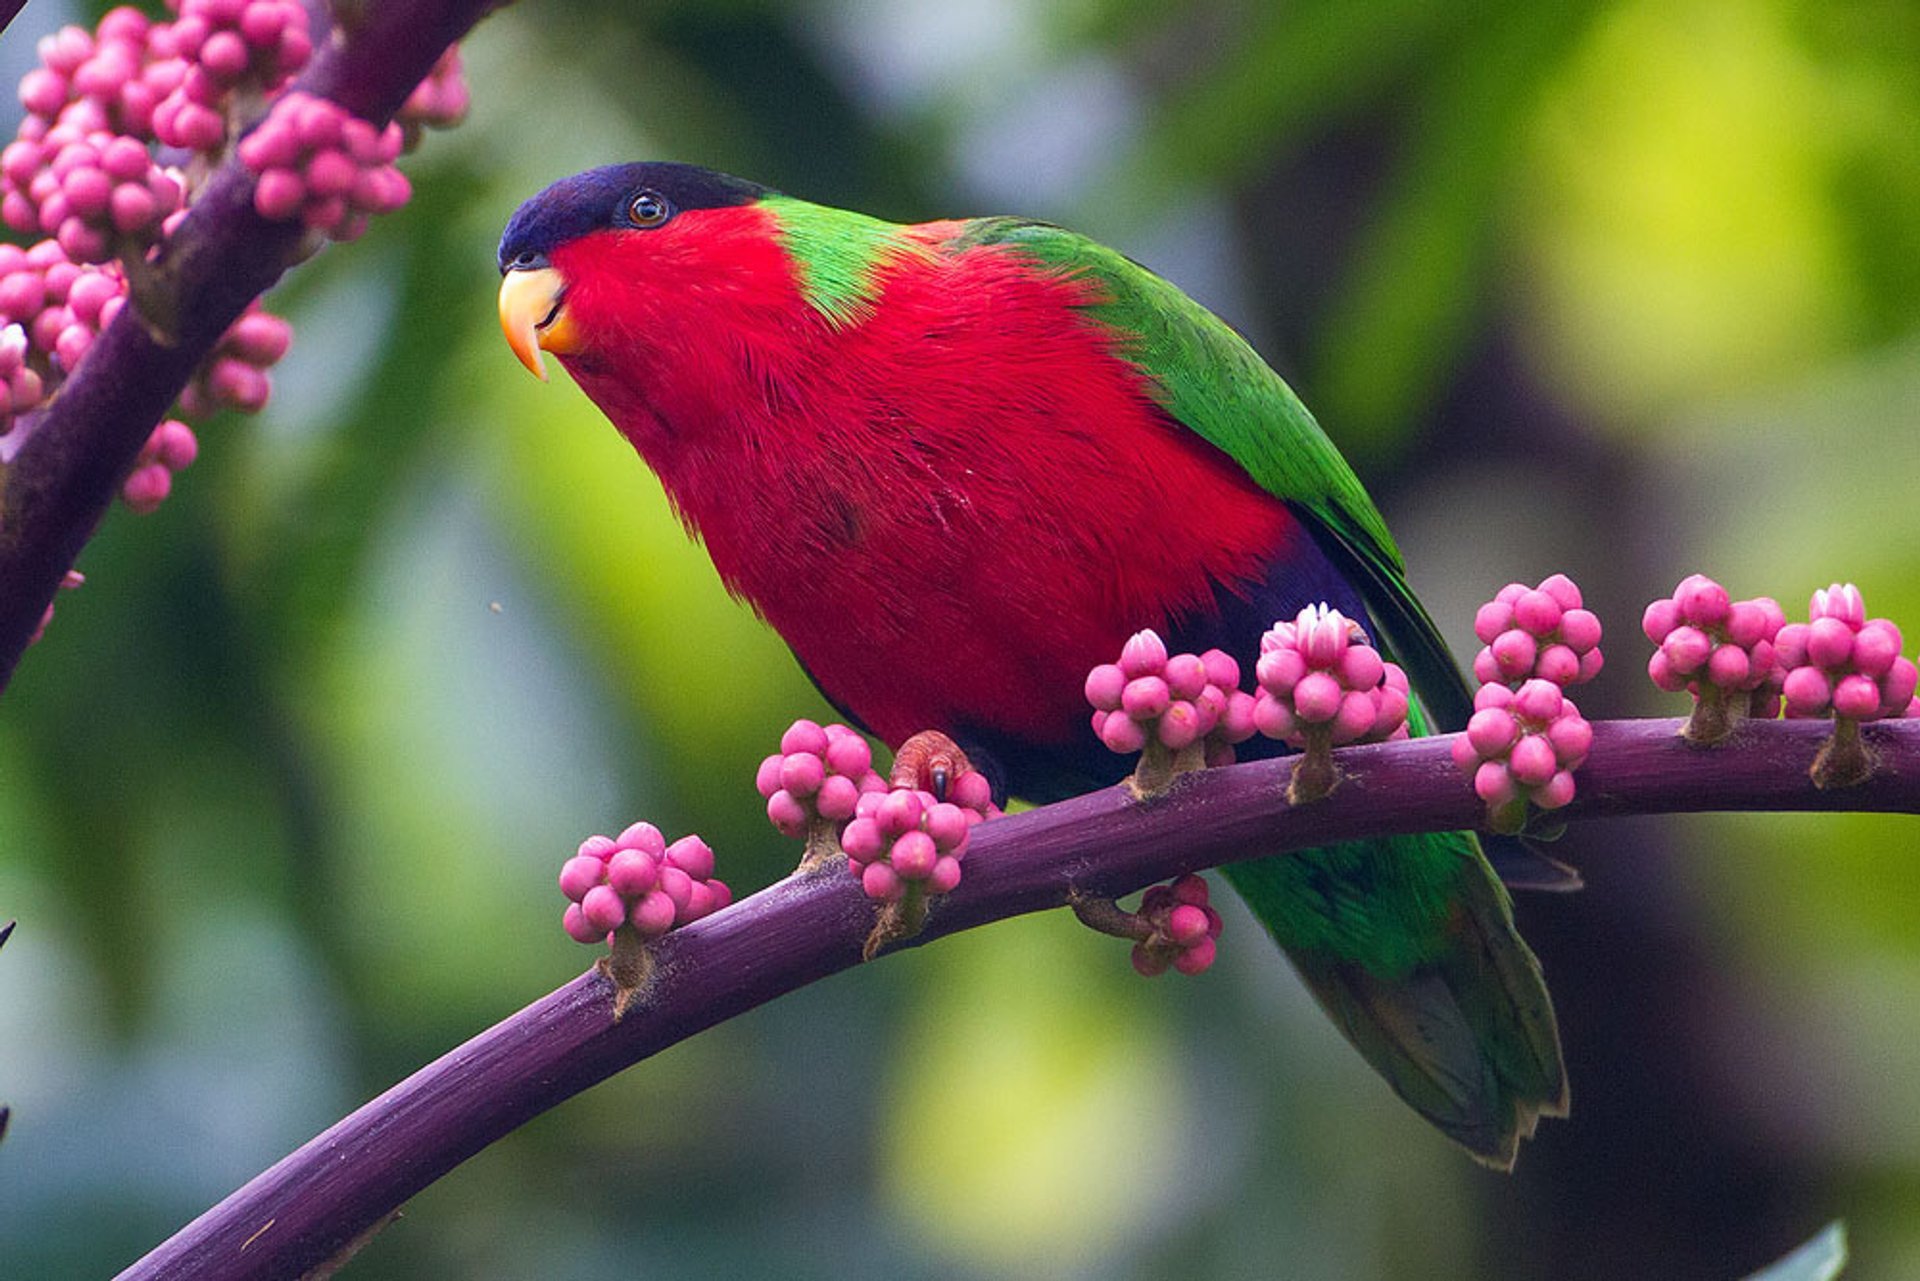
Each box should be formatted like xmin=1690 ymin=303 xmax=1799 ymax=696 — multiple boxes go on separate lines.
xmin=1805 ymin=617 xmax=1854 ymax=670
xmin=1534 ymin=644 xmax=1580 ymax=686
xmin=606 ymin=848 xmax=658 ymax=898
xmin=1677 ymin=575 xmax=1731 ymax=628
xmin=558 ymin=855 xmax=605 ymax=902
xmin=1642 ymin=598 xmax=1680 ymax=644
xmin=1833 ymin=674 xmax=1881 ymax=720
xmin=1291 ymin=670 xmax=1342 ymax=723
xmin=1159 ymin=652 xmax=1205 ymax=701
xmin=1489 ymin=629 xmax=1537 ymax=680
xmin=1811 ymin=583 xmax=1865 ymax=629
xmin=928 ymin=856 xmax=963 ymax=894
xmin=1255 ymin=647 xmax=1305 ymax=694
xmin=780 ymin=718 xmax=828 ymax=756
xmin=121 ymin=461 xmax=171 ymax=512
xmin=890 ymin=830 xmax=937 ymax=880
xmin=1507 ymin=735 xmax=1558 ymax=787
xmin=631 ymin=890 xmax=676 ymax=936
xmin=665 ymin=835 xmax=714 ymax=880
xmin=562 ymin=903 xmax=604 ymax=944
xmin=779 ymin=751 xmax=825 ymax=798
xmin=1546 ymin=714 xmax=1592 ymax=765
xmin=1535 ymin=771 xmax=1577 ymax=810
xmin=765 ymin=790 xmax=807 ymax=836
xmin=580 ymin=884 xmax=626 ymax=934
xmin=1514 ymin=589 xmax=1562 ymax=636
xmin=1883 ymin=659 xmax=1919 ymax=713
xmin=1474 ymin=760 xmax=1517 ymax=806
xmin=1121 ymin=675 xmax=1171 ymax=720
xmin=1200 ymin=648 xmax=1240 ymax=690
xmin=1120 ymin=628 xmax=1168 ymax=678
xmin=842 ymin=818 xmax=883 ymax=862
xmin=1466 ymin=707 xmax=1519 ymax=757
xmin=1781 ymin=666 xmax=1832 ymax=717
xmin=1473 ymin=600 xmax=1513 ymax=645
xmin=1661 ymin=626 xmax=1712 ymax=674
xmin=1252 ymin=694 xmax=1295 ymax=742
xmin=1330 ymin=690 xmax=1376 ymax=745
xmin=1512 ymin=679 xmax=1563 ymax=724
xmin=1098 ymin=710 xmax=1148 ymax=754
xmin=1157 ymin=700 xmax=1203 ymax=749
xmin=1171 ymin=936 xmax=1216 ymax=976
xmin=861 ymin=861 xmax=905 ymax=902
xmin=1853 ymin=620 xmax=1902 ymax=678
xmin=1706 ymin=644 xmax=1750 ymax=688
xmin=816 ymin=773 xmax=860 ymax=821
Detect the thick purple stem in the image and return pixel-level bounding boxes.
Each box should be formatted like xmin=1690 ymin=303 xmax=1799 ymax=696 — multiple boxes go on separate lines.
xmin=0 ymin=0 xmax=508 ymax=694
xmin=118 ymin=717 xmax=1920 ymax=1280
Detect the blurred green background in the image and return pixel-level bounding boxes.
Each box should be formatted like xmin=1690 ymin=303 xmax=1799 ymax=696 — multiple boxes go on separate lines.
xmin=5 ymin=0 xmax=1920 ymax=1276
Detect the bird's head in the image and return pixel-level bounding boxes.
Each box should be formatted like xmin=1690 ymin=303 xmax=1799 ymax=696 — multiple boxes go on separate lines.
xmin=496 ymin=161 xmax=776 ymax=382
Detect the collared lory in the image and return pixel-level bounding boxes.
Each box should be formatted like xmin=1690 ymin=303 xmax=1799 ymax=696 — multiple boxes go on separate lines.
xmin=498 ymin=163 xmax=1568 ymax=1167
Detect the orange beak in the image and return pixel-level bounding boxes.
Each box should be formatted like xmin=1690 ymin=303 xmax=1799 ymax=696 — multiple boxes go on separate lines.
xmin=498 ymin=266 xmax=581 ymax=381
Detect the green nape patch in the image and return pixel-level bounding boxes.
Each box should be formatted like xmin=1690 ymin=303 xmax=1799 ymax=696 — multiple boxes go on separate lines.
xmin=764 ymin=195 xmax=928 ymax=328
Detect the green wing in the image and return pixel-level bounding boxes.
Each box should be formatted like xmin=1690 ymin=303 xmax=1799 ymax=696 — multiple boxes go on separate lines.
xmin=951 ymin=217 xmax=1466 ymax=725
xmin=955 ymin=218 xmax=1569 ymax=1166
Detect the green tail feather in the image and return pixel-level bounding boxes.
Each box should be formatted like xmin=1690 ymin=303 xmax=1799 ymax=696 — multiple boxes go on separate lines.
xmin=1224 ymin=832 xmax=1568 ymax=1168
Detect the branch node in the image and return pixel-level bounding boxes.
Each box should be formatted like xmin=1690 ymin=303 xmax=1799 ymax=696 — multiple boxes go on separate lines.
xmin=1812 ymin=719 xmax=1875 ymax=790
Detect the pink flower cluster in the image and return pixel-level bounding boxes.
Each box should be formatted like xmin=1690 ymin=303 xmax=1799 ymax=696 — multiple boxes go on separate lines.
xmin=19 ymin=10 xmax=179 ymax=140
xmin=157 ymin=0 xmax=313 ymax=154
xmin=179 ymin=304 xmax=290 ymax=416
xmin=842 ymin=784 xmax=988 ymax=902
xmin=1252 ymin=604 xmax=1409 ymax=748
xmin=396 ymin=48 xmax=471 ymax=149
xmin=0 ymin=2 xmax=471 ymax=512
xmin=756 ymin=719 xmax=886 ymax=838
xmin=1451 ymin=679 xmax=1593 ymax=834
xmin=1129 ymin=875 xmax=1224 ymax=977
xmin=1775 ymin=584 xmax=1918 ymax=721
xmin=237 ymin=92 xmax=410 ymax=239
xmin=1472 ymin=574 xmax=1603 ymax=688
xmin=0 ymin=240 xmax=126 ymax=383
xmin=122 ymin=419 xmax=198 ymax=514
xmin=0 ymin=325 xmax=45 ymax=424
xmin=1085 ymin=629 xmax=1257 ymax=763
xmin=559 ymin=821 xmax=731 ymax=946
xmin=1643 ymin=574 xmax=1785 ymax=712
xmin=2 ymin=127 xmax=183 ymax=262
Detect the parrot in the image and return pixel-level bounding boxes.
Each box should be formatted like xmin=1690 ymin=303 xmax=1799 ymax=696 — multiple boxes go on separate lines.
xmin=496 ymin=162 xmax=1569 ymax=1168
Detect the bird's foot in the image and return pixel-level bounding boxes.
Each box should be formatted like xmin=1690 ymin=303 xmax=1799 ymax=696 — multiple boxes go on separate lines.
xmin=890 ymin=730 xmax=971 ymax=801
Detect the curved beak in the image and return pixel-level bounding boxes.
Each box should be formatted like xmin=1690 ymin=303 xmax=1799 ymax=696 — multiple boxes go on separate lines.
xmin=498 ymin=266 xmax=581 ymax=382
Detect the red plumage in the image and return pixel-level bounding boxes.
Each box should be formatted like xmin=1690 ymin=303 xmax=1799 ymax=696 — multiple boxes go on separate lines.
xmin=552 ymin=206 xmax=1303 ymax=752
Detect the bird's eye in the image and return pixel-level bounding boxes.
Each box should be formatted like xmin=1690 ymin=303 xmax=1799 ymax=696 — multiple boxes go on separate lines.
xmin=628 ymin=190 xmax=671 ymax=228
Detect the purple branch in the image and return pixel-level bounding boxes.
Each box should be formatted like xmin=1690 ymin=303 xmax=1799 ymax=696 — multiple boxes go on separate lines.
xmin=118 ymin=717 xmax=1920 ymax=1280
xmin=0 ymin=0 xmax=508 ymax=694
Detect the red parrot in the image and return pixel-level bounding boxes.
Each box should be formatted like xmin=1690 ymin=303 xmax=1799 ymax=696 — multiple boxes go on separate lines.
xmin=497 ymin=163 xmax=1567 ymax=1167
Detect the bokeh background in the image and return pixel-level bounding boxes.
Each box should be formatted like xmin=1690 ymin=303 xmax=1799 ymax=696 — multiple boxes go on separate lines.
xmin=4 ymin=0 xmax=1919 ymax=1276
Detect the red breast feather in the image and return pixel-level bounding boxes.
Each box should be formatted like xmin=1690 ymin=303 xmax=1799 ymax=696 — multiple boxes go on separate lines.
xmin=553 ymin=208 xmax=1302 ymax=750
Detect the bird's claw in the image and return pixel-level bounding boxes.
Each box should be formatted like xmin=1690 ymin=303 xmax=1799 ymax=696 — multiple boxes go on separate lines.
xmin=890 ymin=730 xmax=971 ymax=802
